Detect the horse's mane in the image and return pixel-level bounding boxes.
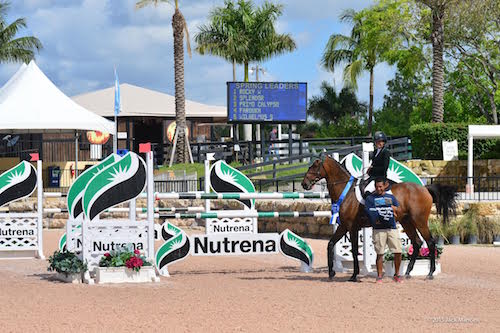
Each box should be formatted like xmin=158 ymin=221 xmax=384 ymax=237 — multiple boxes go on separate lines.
xmin=325 ymin=154 xmax=353 ymax=179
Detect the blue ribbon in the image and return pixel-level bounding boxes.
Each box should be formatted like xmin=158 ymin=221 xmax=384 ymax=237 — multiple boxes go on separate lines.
xmin=329 ymin=176 xmax=355 ymax=225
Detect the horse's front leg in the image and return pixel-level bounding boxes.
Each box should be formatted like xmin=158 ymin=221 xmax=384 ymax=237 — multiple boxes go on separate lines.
xmin=327 ymin=223 xmax=347 ymax=281
xmin=349 ymin=228 xmax=360 ymax=282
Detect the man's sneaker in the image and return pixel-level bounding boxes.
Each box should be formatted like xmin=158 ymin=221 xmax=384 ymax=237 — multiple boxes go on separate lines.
xmin=393 ymin=275 xmax=402 ymax=283
xmin=376 ymin=277 xmax=383 ymax=284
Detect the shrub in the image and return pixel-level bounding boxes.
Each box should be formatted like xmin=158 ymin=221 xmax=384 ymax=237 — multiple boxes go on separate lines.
xmin=48 ymin=250 xmax=87 ymax=277
xmin=457 ymin=208 xmax=479 ymax=242
xmin=476 ymin=216 xmax=500 ymax=244
xmin=428 ymin=217 xmax=444 ymax=238
xmin=409 ymin=123 xmax=499 ymax=159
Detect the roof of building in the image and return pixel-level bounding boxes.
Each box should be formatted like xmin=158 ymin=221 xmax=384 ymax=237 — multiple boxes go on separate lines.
xmin=72 ymin=83 xmax=227 ymax=119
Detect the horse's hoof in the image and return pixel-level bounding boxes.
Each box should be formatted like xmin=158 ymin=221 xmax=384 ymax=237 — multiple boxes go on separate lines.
xmin=328 ymin=272 xmax=336 ymax=281
xmin=348 ymin=276 xmax=359 ymax=282
xmin=426 ymin=275 xmax=434 ymax=280
xmin=405 ymin=274 xmax=412 ymax=279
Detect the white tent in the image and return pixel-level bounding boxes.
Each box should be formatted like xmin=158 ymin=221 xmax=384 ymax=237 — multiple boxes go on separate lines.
xmin=0 ymin=60 xmax=115 ymax=133
xmin=467 ymin=125 xmax=500 ymax=193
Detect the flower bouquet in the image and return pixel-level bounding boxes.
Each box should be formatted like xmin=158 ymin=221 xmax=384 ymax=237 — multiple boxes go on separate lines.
xmin=99 ymin=247 xmax=152 ymax=272
xmin=95 ymin=245 xmax=158 ymax=283
xmin=383 ymin=244 xmax=443 ymax=276
xmin=384 ymin=244 xmax=443 ymax=261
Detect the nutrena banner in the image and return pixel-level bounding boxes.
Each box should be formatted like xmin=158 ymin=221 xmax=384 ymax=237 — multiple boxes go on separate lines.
xmin=0 ymin=161 xmax=37 ymax=208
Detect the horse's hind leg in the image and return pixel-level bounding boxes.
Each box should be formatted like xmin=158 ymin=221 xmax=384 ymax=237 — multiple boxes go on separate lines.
xmin=328 ymin=223 xmax=348 ymax=280
xmin=417 ymin=225 xmax=436 ymax=279
xmin=399 ymin=218 xmax=422 ymax=279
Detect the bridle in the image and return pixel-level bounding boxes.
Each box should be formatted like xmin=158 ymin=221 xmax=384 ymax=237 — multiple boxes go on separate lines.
xmin=306 ymin=158 xmax=353 ymax=188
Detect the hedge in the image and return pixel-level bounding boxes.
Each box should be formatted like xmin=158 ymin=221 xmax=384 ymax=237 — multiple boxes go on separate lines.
xmin=409 ymin=123 xmax=500 ymax=159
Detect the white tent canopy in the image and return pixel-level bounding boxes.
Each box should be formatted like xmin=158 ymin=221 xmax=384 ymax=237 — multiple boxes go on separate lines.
xmin=467 ymin=125 xmax=500 ymax=193
xmin=0 ymin=60 xmax=115 ymax=134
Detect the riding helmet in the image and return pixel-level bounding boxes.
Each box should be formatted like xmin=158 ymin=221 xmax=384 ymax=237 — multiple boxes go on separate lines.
xmin=373 ymin=131 xmax=387 ymax=142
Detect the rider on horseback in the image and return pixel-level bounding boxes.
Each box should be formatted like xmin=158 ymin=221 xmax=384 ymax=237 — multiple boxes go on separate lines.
xmin=363 ymin=131 xmax=391 ymax=197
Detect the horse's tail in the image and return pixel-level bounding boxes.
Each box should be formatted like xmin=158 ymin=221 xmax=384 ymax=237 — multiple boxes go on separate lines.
xmin=425 ymin=184 xmax=458 ymax=224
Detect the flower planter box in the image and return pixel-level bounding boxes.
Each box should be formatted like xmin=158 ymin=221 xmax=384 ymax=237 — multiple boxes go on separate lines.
xmin=384 ymin=260 xmax=441 ymax=277
xmin=55 ymin=272 xmax=83 ymax=284
xmin=95 ymin=266 xmax=159 ymax=284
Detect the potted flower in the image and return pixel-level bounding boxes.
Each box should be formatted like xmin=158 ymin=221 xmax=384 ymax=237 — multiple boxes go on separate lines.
xmin=47 ymin=250 xmax=87 ymax=283
xmin=95 ymin=246 xmax=158 ymax=283
xmin=383 ymin=244 xmax=443 ymax=276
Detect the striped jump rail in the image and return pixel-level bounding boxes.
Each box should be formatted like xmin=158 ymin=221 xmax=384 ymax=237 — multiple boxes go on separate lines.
xmin=157 ymin=211 xmax=333 ymax=219
xmin=37 ymin=207 xmax=205 ymax=214
xmin=155 ymin=192 xmax=330 ymax=200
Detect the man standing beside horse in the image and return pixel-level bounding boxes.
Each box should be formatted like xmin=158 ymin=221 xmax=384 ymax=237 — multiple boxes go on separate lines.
xmin=365 ymin=177 xmax=402 ymax=283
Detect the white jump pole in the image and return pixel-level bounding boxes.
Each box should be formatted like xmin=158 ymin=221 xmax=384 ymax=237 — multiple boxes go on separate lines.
xmin=36 ymin=159 xmax=45 ymax=259
xmin=331 ymin=152 xmax=343 ymax=271
xmin=146 ymin=150 xmax=155 ymax=262
xmin=361 ymin=143 xmax=373 ymax=274
xmin=467 ymin=134 xmax=474 ymax=194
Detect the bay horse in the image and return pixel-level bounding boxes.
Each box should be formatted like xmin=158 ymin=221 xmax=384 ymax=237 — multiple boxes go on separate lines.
xmin=302 ymin=155 xmax=457 ymax=282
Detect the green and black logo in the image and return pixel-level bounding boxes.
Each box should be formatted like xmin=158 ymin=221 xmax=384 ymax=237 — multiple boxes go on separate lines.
xmin=0 ymin=161 xmax=37 ymax=208
xmin=155 ymin=222 xmax=190 ymax=273
xmin=279 ymin=229 xmax=314 ymax=267
xmin=67 ymin=154 xmax=118 ymax=219
xmin=209 ymin=160 xmax=255 ymax=209
xmin=83 ymin=152 xmax=146 ymax=221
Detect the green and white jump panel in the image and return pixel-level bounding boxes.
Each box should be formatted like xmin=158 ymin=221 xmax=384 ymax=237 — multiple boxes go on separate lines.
xmin=0 ymin=160 xmax=44 ymax=260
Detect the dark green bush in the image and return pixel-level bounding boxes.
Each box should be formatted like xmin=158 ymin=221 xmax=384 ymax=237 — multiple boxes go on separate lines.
xmin=48 ymin=250 xmax=87 ymax=277
xmin=409 ymin=123 xmax=499 ymax=159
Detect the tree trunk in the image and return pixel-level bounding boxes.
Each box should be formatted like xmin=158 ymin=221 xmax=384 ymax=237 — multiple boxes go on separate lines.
xmin=430 ymin=5 xmax=445 ymax=123
xmin=368 ymin=66 xmax=374 ymax=135
xmin=488 ymin=92 xmax=498 ymax=124
xmin=173 ymin=8 xmax=188 ymax=163
xmin=232 ymin=58 xmax=236 ymax=81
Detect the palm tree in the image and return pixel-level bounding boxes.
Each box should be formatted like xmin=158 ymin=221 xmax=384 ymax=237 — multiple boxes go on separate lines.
xmin=0 ymin=1 xmax=42 ymax=64
xmin=321 ymin=9 xmax=378 ymax=135
xmin=418 ymin=0 xmax=455 ymax=123
xmin=194 ymin=0 xmax=249 ymax=81
xmin=244 ymin=2 xmax=296 ymax=82
xmin=136 ymin=0 xmax=192 ymax=163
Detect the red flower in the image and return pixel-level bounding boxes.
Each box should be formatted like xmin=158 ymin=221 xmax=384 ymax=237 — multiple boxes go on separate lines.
xmin=104 ymin=253 xmax=110 ymax=257
xmin=408 ymin=245 xmax=413 ymax=256
xmin=134 ymin=249 xmax=140 ymax=255
xmin=125 ymin=256 xmax=144 ymax=271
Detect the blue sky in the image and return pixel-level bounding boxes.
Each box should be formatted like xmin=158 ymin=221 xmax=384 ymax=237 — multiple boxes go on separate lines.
xmin=1 ymin=0 xmax=395 ymax=109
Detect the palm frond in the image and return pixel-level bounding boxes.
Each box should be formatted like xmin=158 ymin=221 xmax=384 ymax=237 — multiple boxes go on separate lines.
xmin=342 ymin=59 xmax=364 ymax=90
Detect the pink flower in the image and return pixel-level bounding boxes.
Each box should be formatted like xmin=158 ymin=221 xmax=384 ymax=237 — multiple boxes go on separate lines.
xmin=134 ymin=249 xmax=140 ymax=255
xmin=420 ymin=247 xmax=430 ymax=257
xmin=104 ymin=253 xmax=110 ymax=258
xmin=408 ymin=245 xmax=413 ymax=256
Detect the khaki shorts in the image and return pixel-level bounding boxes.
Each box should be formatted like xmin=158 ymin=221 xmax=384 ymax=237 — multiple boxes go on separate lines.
xmin=373 ymin=229 xmax=402 ymax=255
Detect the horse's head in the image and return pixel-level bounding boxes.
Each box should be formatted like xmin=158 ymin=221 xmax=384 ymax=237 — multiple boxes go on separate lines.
xmin=302 ymin=158 xmax=326 ymax=190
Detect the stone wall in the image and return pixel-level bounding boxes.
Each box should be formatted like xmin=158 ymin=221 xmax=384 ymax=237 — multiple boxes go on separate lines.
xmin=403 ymin=159 xmax=500 ymax=177
xmin=6 ymin=197 xmax=499 ymax=239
